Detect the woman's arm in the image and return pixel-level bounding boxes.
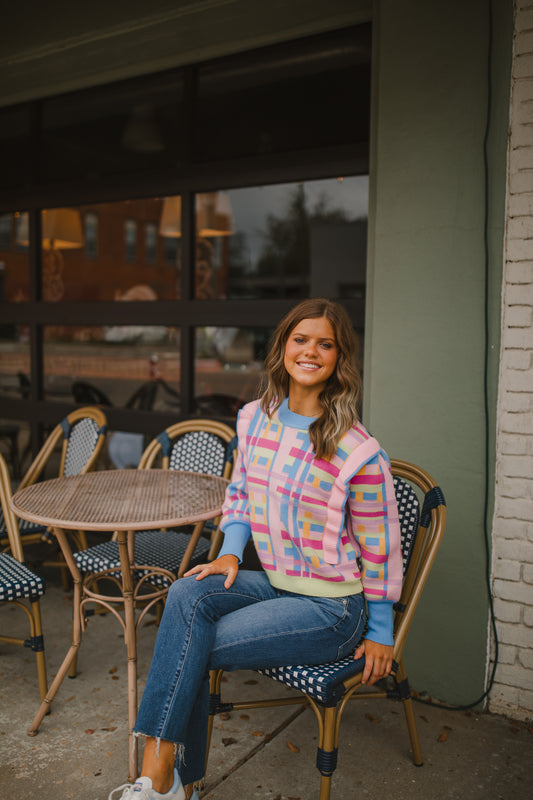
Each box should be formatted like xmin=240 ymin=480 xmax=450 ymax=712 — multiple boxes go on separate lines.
xmin=348 ymin=452 xmax=402 ymax=683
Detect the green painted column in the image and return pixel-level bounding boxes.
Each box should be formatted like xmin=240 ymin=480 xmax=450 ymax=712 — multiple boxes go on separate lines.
xmin=364 ymin=0 xmax=512 ymax=704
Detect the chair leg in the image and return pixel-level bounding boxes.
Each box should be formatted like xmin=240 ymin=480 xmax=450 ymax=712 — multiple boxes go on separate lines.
xmin=317 ymin=704 xmax=338 ymax=800
xmin=205 ymin=669 xmax=223 ymax=774
xmin=30 ymin=599 xmax=49 ymax=702
xmin=396 ymin=657 xmax=423 ymax=766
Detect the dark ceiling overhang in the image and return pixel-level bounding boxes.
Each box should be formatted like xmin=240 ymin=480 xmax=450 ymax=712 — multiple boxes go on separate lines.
xmin=0 ymin=0 xmax=371 ymax=109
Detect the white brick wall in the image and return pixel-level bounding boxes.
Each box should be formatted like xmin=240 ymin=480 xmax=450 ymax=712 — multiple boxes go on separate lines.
xmin=490 ymin=0 xmax=533 ymax=722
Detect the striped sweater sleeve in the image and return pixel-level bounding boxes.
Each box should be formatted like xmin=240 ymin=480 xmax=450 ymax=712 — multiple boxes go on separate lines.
xmin=348 ymin=451 xmax=403 ymax=645
xmin=220 ymin=405 xmax=252 ymax=532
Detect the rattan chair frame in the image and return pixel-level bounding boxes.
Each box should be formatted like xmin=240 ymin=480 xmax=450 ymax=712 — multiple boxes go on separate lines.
xmin=206 ymin=458 xmax=446 ymax=800
xmin=1 ymin=407 xmax=108 ymax=586
xmin=0 ymin=453 xmax=48 ymax=702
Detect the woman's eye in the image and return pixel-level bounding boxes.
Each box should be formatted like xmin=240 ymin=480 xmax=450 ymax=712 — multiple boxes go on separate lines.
xmin=321 ymin=342 xmax=333 ymax=349
xmin=294 ymin=337 xmax=306 ymax=344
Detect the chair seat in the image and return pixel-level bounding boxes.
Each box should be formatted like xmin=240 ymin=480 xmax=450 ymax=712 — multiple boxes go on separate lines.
xmin=0 ymin=552 xmax=45 ymax=601
xmin=259 ymin=653 xmax=366 ymax=706
xmin=73 ymin=529 xmax=212 ymax=589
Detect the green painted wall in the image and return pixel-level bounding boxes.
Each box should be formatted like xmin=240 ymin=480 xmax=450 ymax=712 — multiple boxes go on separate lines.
xmin=364 ymin=0 xmax=512 ymax=704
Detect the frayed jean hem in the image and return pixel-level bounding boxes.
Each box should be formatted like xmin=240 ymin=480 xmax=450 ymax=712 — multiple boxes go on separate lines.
xmin=132 ymin=731 xmax=187 ymax=771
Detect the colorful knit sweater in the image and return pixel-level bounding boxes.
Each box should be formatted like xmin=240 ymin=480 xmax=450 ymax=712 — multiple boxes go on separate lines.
xmin=219 ymin=399 xmax=403 ymax=646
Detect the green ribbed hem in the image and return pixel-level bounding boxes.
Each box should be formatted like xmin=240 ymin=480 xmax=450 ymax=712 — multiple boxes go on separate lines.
xmin=265 ymin=571 xmax=363 ymax=598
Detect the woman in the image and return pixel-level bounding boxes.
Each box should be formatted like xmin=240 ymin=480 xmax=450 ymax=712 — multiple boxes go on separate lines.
xmin=110 ymin=298 xmax=402 ymax=800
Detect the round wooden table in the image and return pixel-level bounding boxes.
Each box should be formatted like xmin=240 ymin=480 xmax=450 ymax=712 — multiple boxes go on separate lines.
xmin=11 ymin=468 xmax=229 ymax=780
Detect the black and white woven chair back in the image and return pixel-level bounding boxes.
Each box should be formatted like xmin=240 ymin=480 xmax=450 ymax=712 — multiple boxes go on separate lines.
xmin=63 ymin=417 xmax=102 ymax=476
xmin=393 ymin=475 xmax=420 ymax=575
xmin=167 ymin=431 xmax=227 ymax=475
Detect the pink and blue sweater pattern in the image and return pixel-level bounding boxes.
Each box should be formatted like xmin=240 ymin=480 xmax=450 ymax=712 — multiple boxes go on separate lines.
xmin=220 ymin=400 xmax=402 ymax=643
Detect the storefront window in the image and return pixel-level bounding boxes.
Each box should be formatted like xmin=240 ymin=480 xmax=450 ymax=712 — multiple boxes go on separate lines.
xmin=195 ymin=177 xmax=368 ymax=300
xmin=0 ymin=23 xmax=370 ymax=438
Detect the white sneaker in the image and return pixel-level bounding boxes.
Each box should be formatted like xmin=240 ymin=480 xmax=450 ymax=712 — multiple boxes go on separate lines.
xmin=108 ymin=768 xmax=186 ymax=800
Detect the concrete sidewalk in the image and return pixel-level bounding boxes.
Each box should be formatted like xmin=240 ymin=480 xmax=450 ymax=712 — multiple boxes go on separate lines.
xmin=1 ymin=578 xmax=532 ymax=800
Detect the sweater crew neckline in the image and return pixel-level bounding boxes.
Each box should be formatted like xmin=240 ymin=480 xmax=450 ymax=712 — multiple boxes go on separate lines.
xmin=277 ymin=398 xmax=317 ymax=429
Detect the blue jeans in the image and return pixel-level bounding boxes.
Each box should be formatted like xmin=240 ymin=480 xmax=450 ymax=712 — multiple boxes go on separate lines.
xmin=134 ymin=570 xmax=366 ymax=785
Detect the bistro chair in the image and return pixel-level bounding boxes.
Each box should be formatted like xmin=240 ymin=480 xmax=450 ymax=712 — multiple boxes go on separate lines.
xmin=0 ymin=453 xmax=48 ymax=702
xmin=206 ymin=458 xmax=446 ymax=800
xmin=0 ymin=407 xmax=108 ymax=587
xmin=69 ymin=419 xmax=236 ymax=679
xmin=73 ymin=418 xmax=237 ymax=591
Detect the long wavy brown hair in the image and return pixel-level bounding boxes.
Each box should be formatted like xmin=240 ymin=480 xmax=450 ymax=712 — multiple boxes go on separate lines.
xmin=260 ymin=298 xmax=362 ymax=460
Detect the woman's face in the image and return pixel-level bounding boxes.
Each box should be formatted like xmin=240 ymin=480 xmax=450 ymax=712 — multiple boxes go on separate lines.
xmin=283 ymin=316 xmax=338 ymax=396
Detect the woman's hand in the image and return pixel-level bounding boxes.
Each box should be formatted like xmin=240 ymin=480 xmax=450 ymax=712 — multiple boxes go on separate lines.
xmin=353 ymin=639 xmax=394 ymax=686
xmin=184 ymin=554 xmax=240 ymax=589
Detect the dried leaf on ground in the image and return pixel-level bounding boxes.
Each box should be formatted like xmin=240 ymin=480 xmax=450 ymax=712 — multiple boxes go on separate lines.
xmin=437 ymin=732 xmax=447 ymax=742
xmin=287 ymin=741 xmax=300 ymax=752
xmin=222 ymin=737 xmax=237 ymax=746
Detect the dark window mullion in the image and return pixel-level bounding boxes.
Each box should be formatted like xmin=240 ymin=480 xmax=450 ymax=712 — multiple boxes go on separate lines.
xmin=179 ymin=190 xmax=195 ymax=415
xmin=29 ymin=207 xmax=45 ymax=451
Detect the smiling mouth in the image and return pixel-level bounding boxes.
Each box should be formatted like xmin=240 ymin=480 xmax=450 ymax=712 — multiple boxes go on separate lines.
xmin=297 ymin=361 xmax=320 ymax=370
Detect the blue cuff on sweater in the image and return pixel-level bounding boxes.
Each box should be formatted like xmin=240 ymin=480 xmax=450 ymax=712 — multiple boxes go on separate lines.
xmin=218 ymin=522 xmax=252 ymax=564
xmin=365 ymin=600 xmax=394 ymax=646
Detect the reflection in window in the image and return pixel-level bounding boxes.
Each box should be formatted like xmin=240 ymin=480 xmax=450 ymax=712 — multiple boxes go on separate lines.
xmin=39 ymin=208 xmax=84 ymax=302
xmin=84 ymin=212 xmax=98 ymax=259
xmin=0 ymin=215 xmax=12 ymax=250
xmin=158 ymin=195 xmax=181 ymax=268
xmin=0 ymin=327 xmax=30 ymax=399
xmin=0 ymin=416 xmax=30 ymax=480
xmin=43 ymin=324 xmax=179 ymax=409
xmin=125 ymin=219 xmax=137 ymax=263
xmin=194 ymin=326 xmax=271 ymax=417
xmin=0 ymin=213 xmax=30 ymax=301
xmin=164 ymin=237 xmax=180 ymax=267
xmin=145 ymin=222 xmax=157 ymax=264
xmin=15 ymin=214 xmax=29 ymax=252
xmin=194 ymin=177 xmax=368 ymax=300
xmin=25 ymin=198 xmax=177 ymax=302
xmin=40 ymin=70 xmax=185 ymax=184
